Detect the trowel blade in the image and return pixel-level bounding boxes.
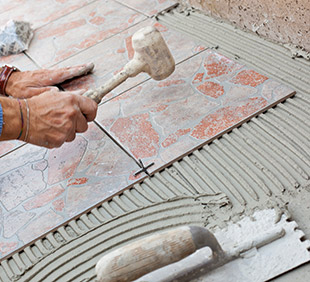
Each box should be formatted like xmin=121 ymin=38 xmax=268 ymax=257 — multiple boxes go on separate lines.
xmin=137 ymin=209 xmax=310 ymax=282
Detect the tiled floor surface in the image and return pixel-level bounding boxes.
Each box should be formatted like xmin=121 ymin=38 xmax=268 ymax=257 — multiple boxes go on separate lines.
xmin=0 ymin=0 xmax=295 ymax=258
xmin=96 ymin=50 xmax=294 ymax=173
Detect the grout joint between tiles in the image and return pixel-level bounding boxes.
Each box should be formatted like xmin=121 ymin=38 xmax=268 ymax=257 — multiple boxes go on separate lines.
xmin=153 ymin=3 xmax=180 ymax=20
xmin=134 ymin=159 xmax=155 ymax=177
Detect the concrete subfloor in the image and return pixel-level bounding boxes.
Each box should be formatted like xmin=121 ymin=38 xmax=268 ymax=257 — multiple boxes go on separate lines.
xmin=271 ymin=188 xmax=310 ymax=281
xmin=161 ymin=7 xmax=310 ymax=281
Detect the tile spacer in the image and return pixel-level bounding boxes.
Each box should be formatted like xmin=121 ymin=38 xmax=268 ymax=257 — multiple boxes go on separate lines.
xmin=134 ymin=159 xmax=155 ymax=177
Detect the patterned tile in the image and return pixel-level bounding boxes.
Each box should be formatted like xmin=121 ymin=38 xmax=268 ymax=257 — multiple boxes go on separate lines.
xmin=60 ymin=20 xmax=205 ymax=102
xmin=0 ymin=53 xmax=37 ymax=72
xmin=96 ymin=50 xmax=295 ymax=173
xmin=0 ymin=0 xmax=94 ymax=29
xmin=0 ymin=141 xmax=23 ymax=157
xmin=115 ymin=0 xmax=177 ymax=16
xmin=26 ymin=0 xmax=146 ymax=68
xmin=0 ymin=123 xmax=141 ymax=258
xmin=17 ymin=209 xmax=65 ymax=244
xmin=0 ymin=1 xmax=18 ymax=14
xmin=0 ymin=241 xmax=19 ymax=258
xmin=0 ymin=53 xmax=38 ymax=157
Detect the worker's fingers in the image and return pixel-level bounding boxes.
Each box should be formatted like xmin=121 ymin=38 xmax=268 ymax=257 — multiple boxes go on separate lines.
xmin=25 ymin=86 xmax=60 ymax=97
xmin=68 ymin=89 xmax=86 ymax=96
xmin=5 ymin=64 xmax=94 ymax=98
xmin=75 ymin=93 xmax=98 ymax=122
xmin=39 ymin=63 xmax=95 ymax=86
xmin=66 ymin=130 xmax=77 ymax=142
xmin=75 ymin=111 xmax=89 ymax=133
xmin=25 ymin=89 xmax=97 ymax=149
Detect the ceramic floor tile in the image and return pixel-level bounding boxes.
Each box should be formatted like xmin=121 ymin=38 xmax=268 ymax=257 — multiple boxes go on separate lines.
xmin=96 ymin=49 xmax=296 ymax=173
xmin=0 ymin=123 xmax=141 ymax=259
xmin=60 ymin=19 xmax=205 ymax=102
xmin=0 ymin=141 xmax=24 ymax=158
xmin=0 ymin=0 xmax=94 ymax=29
xmin=0 ymin=1 xmax=18 ymax=14
xmin=115 ymin=0 xmax=177 ymax=16
xmin=0 ymin=53 xmax=38 ymax=157
xmin=26 ymin=0 xmax=146 ymax=68
xmin=0 ymin=52 xmax=37 ymax=70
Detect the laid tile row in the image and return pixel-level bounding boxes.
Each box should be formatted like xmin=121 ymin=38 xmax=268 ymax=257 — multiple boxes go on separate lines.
xmin=0 ymin=123 xmax=142 ymax=257
xmin=0 ymin=0 xmax=176 ymax=30
xmin=95 ymin=49 xmax=295 ymax=173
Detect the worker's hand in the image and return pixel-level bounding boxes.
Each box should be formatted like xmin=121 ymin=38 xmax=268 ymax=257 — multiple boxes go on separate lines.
xmin=5 ymin=63 xmax=94 ymax=98
xmin=27 ymin=88 xmax=97 ymax=148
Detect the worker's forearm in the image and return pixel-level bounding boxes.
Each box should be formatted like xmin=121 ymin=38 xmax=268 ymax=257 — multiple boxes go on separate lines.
xmin=0 ymin=61 xmax=98 ymax=148
xmin=0 ymin=97 xmax=23 ymax=141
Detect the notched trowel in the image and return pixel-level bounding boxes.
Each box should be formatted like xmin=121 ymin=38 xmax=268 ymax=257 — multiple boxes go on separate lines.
xmin=95 ymin=209 xmax=310 ymax=282
xmin=83 ymin=26 xmax=175 ymax=104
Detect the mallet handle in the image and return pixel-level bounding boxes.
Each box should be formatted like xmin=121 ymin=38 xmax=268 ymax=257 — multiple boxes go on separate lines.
xmin=83 ymin=70 xmax=129 ymax=104
xmin=96 ymin=226 xmax=223 ymax=282
xmin=83 ymin=59 xmax=145 ymax=104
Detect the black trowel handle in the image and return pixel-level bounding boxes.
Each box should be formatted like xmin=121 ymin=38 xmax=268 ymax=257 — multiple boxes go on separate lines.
xmin=95 ymin=226 xmax=224 ymax=282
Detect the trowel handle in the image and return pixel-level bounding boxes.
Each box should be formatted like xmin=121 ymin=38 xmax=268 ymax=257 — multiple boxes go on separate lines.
xmin=83 ymin=69 xmax=129 ymax=104
xmin=96 ymin=226 xmax=224 ymax=282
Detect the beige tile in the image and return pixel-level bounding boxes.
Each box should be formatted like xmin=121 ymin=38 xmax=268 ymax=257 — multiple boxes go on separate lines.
xmin=0 ymin=0 xmax=94 ymax=29
xmin=26 ymin=0 xmax=146 ymax=68
xmin=116 ymin=0 xmax=177 ymax=16
xmin=0 ymin=123 xmax=141 ymax=258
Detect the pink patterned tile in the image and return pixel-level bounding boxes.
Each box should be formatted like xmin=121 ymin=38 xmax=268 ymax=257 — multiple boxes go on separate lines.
xmin=17 ymin=209 xmax=65 ymax=244
xmin=0 ymin=122 xmax=141 ymax=258
xmin=26 ymin=0 xmax=146 ymax=68
xmin=0 ymin=53 xmax=37 ymax=70
xmin=23 ymin=185 xmax=65 ymax=210
xmin=0 ymin=163 xmax=47 ymax=211
xmin=59 ymin=19 xmax=205 ymax=102
xmin=0 ymin=1 xmax=18 ymax=14
xmin=47 ymin=138 xmax=87 ymax=185
xmin=0 ymin=0 xmax=94 ymax=29
xmin=230 ymin=69 xmax=268 ymax=87
xmin=65 ymin=178 xmax=130 ymax=217
xmin=0 ymin=242 xmax=19 ymax=258
xmin=115 ymin=0 xmax=177 ymax=16
xmin=0 ymin=53 xmax=38 ymax=157
xmin=0 ymin=141 xmax=23 ymax=157
xmin=96 ymin=49 xmax=296 ymax=173
xmin=52 ymin=197 xmax=65 ymax=212
xmin=3 ymin=210 xmax=35 ymax=238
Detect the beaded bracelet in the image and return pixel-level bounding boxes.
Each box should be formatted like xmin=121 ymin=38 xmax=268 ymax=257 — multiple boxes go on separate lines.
xmin=24 ymin=99 xmax=30 ymax=142
xmin=0 ymin=102 xmax=3 ymax=136
xmin=17 ymin=98 xmax=24 ymax=140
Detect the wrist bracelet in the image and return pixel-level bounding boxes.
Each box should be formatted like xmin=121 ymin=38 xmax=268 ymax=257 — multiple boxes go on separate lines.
xmin=0 ymin=65 xmax=20 ymax=96
xmin=0 ymin=103 xmax=3 ymax=136
xmin=24 ymin=99 xmax=30 ymax=142
xmin=17 ymin=98 xmax=24 ymax=140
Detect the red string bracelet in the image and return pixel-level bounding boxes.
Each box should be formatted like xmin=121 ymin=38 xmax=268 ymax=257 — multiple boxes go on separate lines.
xmin=17 ymin=98 xmax=24 ymax=140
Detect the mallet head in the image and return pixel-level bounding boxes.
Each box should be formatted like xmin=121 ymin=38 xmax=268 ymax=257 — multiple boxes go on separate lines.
xmin=83 ymin=26 xmax=175 ymax=104
xmin=130 ymin=26 xmax=175 ymax=80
